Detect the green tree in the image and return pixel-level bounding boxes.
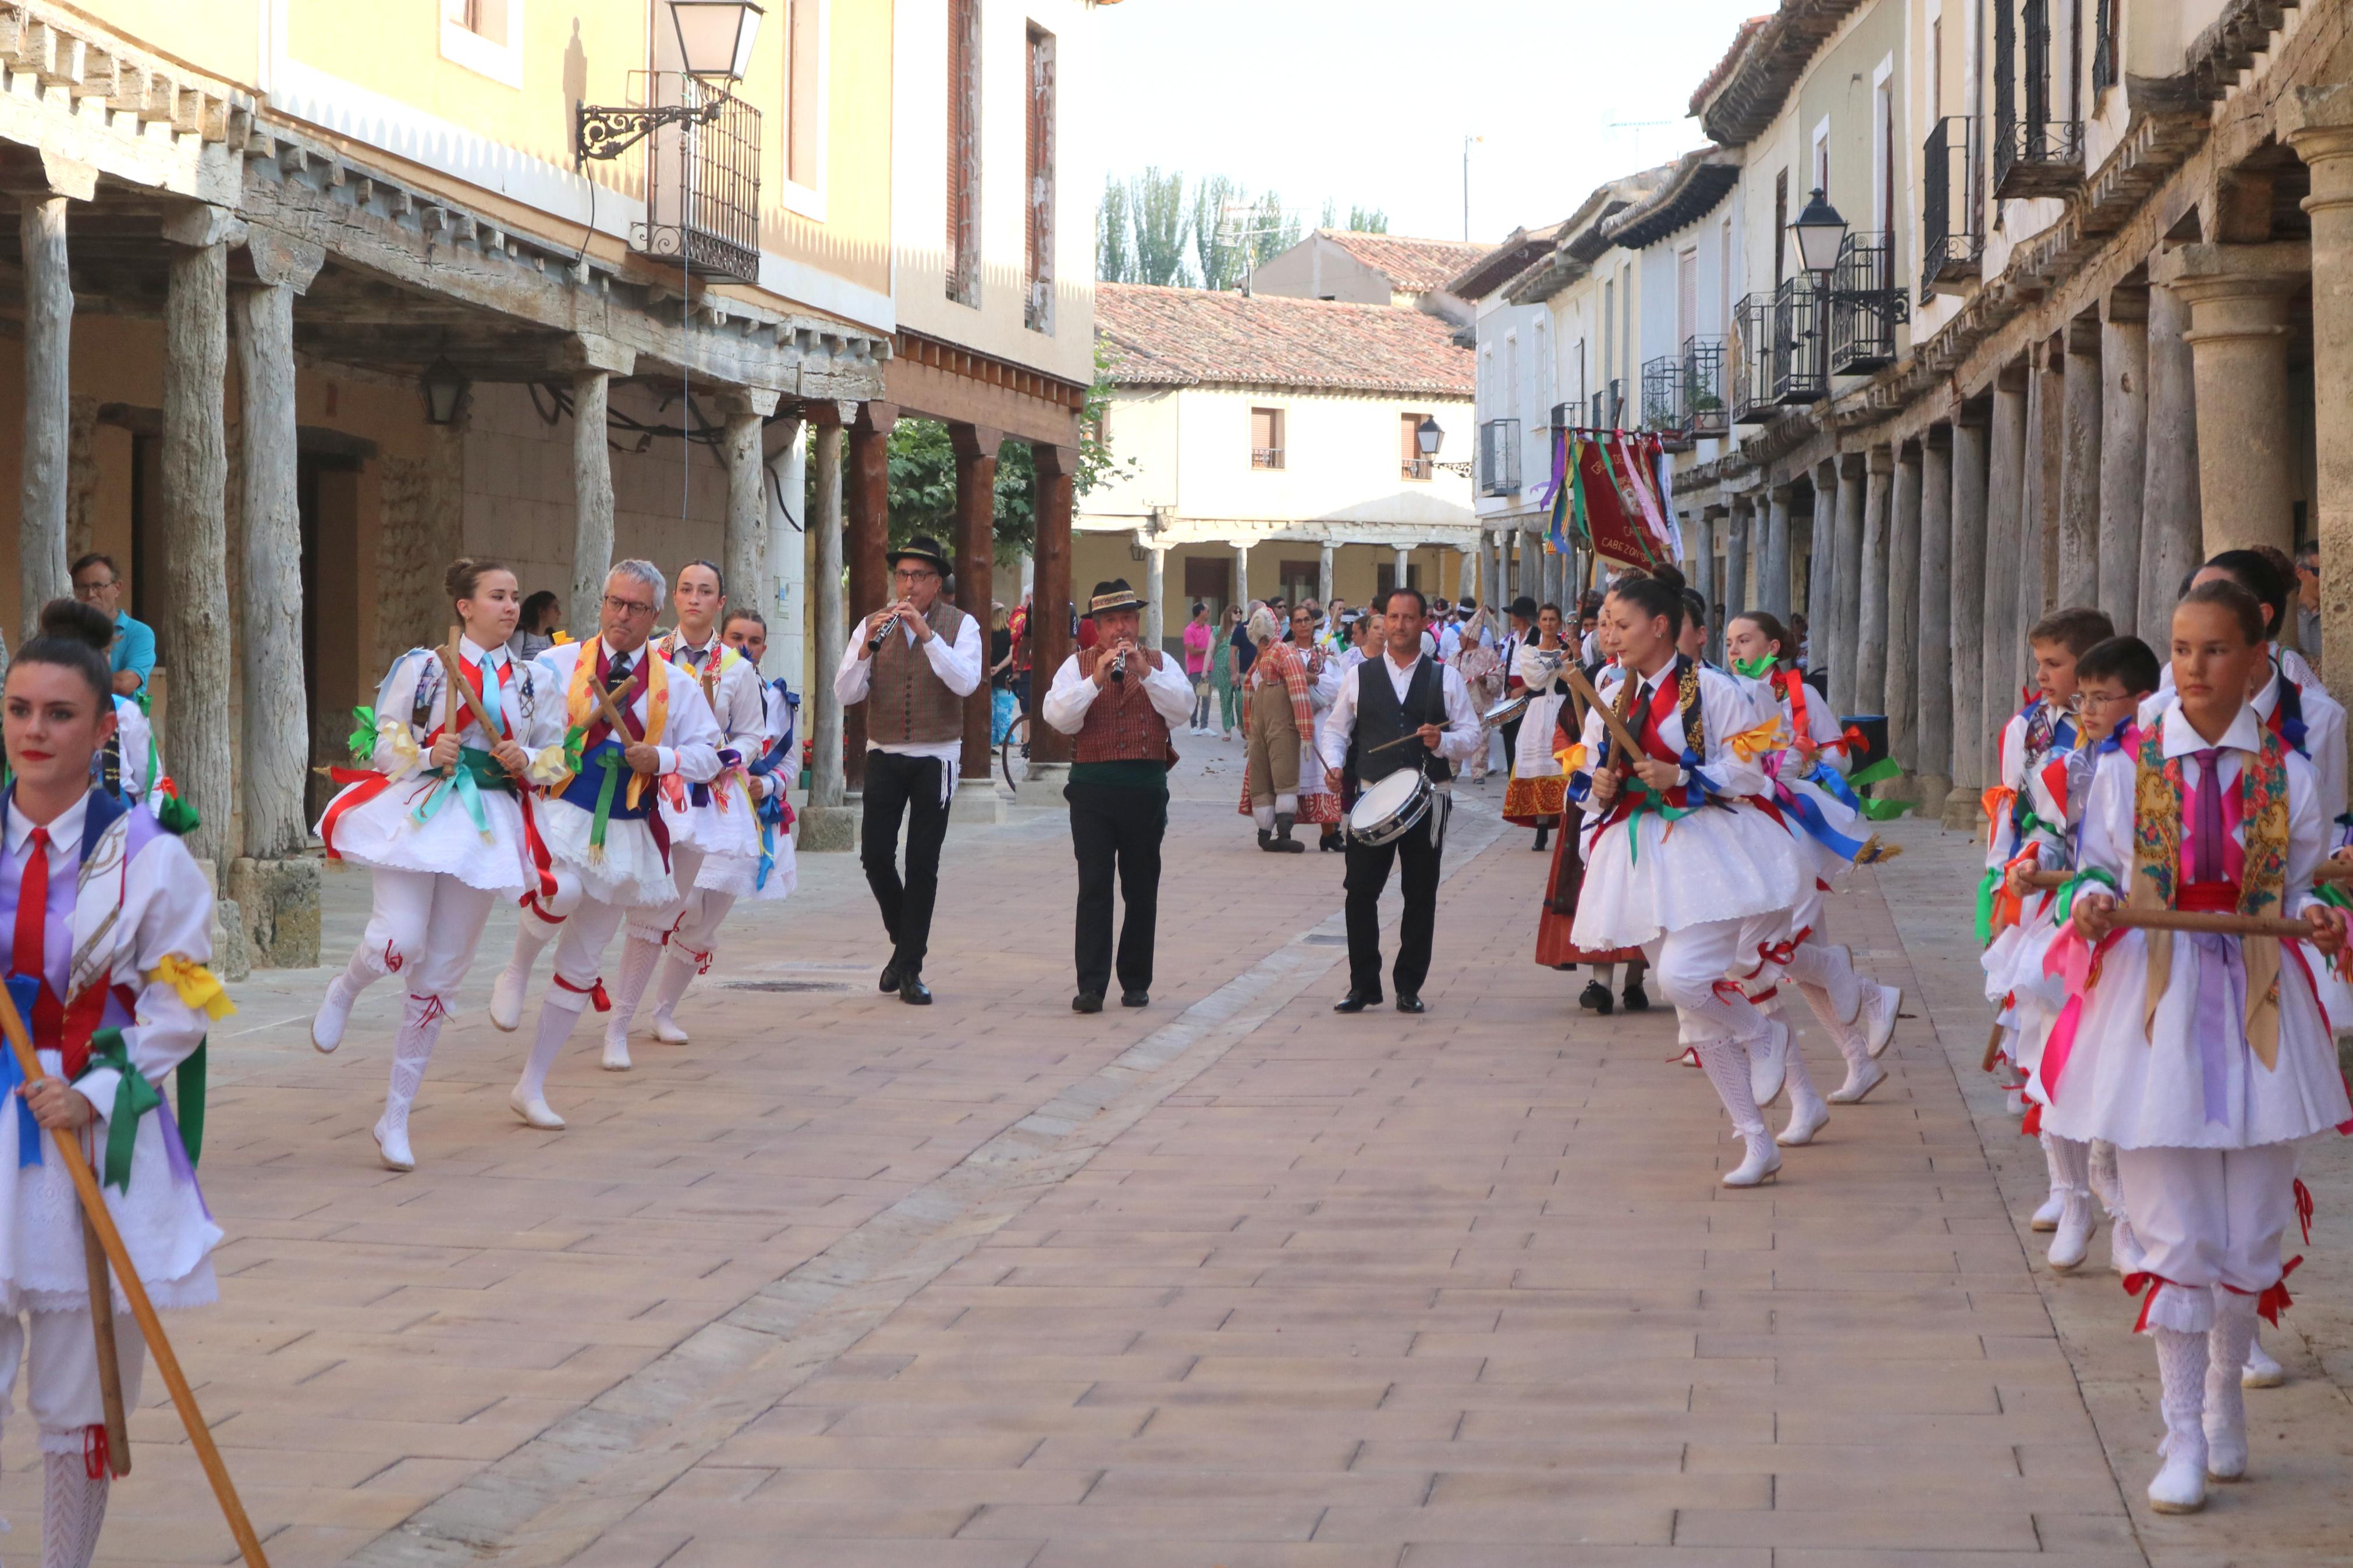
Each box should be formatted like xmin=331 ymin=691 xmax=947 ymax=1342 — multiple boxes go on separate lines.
xmin=1097 ymin=175 xmax=1131 ymax=283
xmin=1193 ymin=174 xmax=1247 ymax=291
xmin=1127 ymin=166 xmax=1193 ymax=286
xmin=1251 ymin=190 xmax=1301 ymax=261
xmin=1347 ymin=205 xmax=1389 ymax=233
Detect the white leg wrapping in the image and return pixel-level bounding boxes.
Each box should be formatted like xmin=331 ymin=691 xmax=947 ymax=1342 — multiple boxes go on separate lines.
xmin=1691 ymin=1036 xmax=1766 ymax=1139
xmin=604 ymin=933 xmax=663 ymax=1046
xmin=2149 ymin=1326 xmax=2210 ymax=1511
xmin=2205 ymin=1286 xmax=2258 ymax=1478
xmin=517 ymin=988 xmax=588 ymax=1104
xmin=1252 ymin=804 xmax=1276 ymax=831
xmin=1780 ymin=936 xmax=1860 ymax=1025
xmin=651 ymin=950 xmax=699 ymax=1036
xmin=41 ymin=1452 xmax=106 ymax=1568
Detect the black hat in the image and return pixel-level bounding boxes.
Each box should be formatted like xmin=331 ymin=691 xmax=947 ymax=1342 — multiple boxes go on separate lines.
xmin=886 ymin=534 xmax=952 ymax=576
xmin=1509 ymin=595 xmax=1538 ymax=620
xmin=1088 ymin=578 xmax=1146 ymax=616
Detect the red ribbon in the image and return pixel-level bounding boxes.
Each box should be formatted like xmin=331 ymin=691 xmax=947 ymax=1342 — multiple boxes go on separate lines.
xmin=553 ymin=973 xmax=611 ymax=1012
xmin=318 ymin=768 xmax=393 ymax=862
xmin=83 ymin=1423 xmax=108 ymax=1481
xmin=2295 ymin=1178 xmax=2315 ymax=1246
xmin=2123 ymin=1271 xmax=2176 ymax=1332
xmin=2020 ymin=1103 xmax=2042 ymax=1137
xmin=2259 ymin=1256 xmax=2303 ymax=1325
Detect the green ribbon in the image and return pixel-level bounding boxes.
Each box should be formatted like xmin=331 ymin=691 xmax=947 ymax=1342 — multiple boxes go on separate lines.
xmin=346 ymin=706 xmax=377 ymax=764
xmin=410 ymin=748 xmax=510 ymax=838
xmin=152 ymin=792 xmax=198 ymax=836
xmin=1857 ymin=796 xmax=1912 ymax=821
xmin=1619 ymin=777 xmax=1701 ymax=864
xmin=2058 ymin=865 xmax=2119 ymax=922
xmin=1731 ymin=654 xmax=1778 ymax=680
xmin=176 ymin=1039 xmax=204 ymax=1170
xmin=589 ymin=750 xmax=623 ymax=854
xmin=561 ymin=722 xmax=588 ymax=778
xmin=1847 ymin=756 xmax=1901 ymax=790
xmin=1975 ymin=863 xmax=2004 ymax=946
xmin=76 ymin=1028 xmax=162 ymax=1194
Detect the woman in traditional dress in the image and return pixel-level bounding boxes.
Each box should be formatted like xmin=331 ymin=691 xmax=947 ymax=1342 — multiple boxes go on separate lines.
xmin=311 ymin=559 xmax=559 ymax=1170
xmin=1237 ymin=606 xmax=1315 ymax=852
xmin=1534 ymin=652 xmax=1646 ymax=1002
xmin=1503 ymin=603 xmax=1571 ymax=849
xmin=1286 ymin=603 xmax=1346 ymax=850
xmin=2045 ymin=580 xmax=2350 ymax=1514
xmin=0 ymin=599 xmax=233 ymax=1567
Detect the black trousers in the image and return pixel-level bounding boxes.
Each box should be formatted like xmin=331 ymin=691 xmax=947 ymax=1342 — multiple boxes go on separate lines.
xmin=1343 ymin=803 xmax=1443 ymax=1000
xmin=1067 ymin=782 xmax=1167 ymax=997
xmin=860 ymin=750 xmax=954 ymax=976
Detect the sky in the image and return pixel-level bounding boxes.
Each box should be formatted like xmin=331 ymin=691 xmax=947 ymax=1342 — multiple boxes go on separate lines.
xmin=1083 ymin=0 xmax=1776 ymax=246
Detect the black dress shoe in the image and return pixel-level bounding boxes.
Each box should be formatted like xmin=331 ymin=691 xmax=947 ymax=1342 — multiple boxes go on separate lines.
xmin=879 ymin=961 xmax=900 ymax=993
xmin=1621 ymin=981 xmax=1650 ymax=1012
xmin=898 ymin=975 xmax=932 ymax=1005
xmin=1072 ymin=992 xmax=1103 ymax=1014
xmin=1394 ymin=994 xmax=1426 ymax=1014
xmin=1580 ymin=979 xmax=1614 ymax=1015
xmin=1332 ymin=990 xmax=1381 ymax=1013
xmin=1120 ymin=990 xmax=1149 ymax=1008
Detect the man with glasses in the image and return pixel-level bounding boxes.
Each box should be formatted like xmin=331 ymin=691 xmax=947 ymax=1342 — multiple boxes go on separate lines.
xmin=489 ymin=561 xmax=723 ymax=1129
xmin=70 ymin=554 xmax=152 ymax=698
xmin=836 ymin=534 xmax=985 ymax=1004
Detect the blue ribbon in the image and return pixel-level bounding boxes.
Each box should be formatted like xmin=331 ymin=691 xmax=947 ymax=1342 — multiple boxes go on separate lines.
xmin=1 ymin=975 xmax=45 ymax=1169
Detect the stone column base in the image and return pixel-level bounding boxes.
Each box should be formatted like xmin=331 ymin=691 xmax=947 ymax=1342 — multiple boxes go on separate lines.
xmin=796 ymin=803 xmax=860 ymax=853
xmin=228 ymin=855 xmax=322 ymax=969
xmin=1941 ymin=789 xmax=1988 ymax=833
xmin=1913 ymin=773 xmax=1954 ymax=823
xmin=950 ymin=776 xmax=999 ymax=824
xmin=1016 ymin=761 xmax=1071 ymax=808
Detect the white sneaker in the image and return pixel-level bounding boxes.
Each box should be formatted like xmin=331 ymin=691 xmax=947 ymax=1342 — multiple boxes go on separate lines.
xmin=1723 ymin=1130 xmax=1782 ymax=1187
xmin=651 ymin=1010 xmax=691 ymax=1045
xmin=509 ymin=1090 xmax=565 ymax=1130
xmin=1828 ymin=1059 xmax=1886 ymax=1104
xmin=1747 ymin=1020 xmax=1790 ymax=1108
xmin=2149 ymin=1436 xmax=2208 ymax=1514
xmin=602 ymin=1034 xmax=633 ymax=1072
xmin=311 ymin=977 xmax=357 ymax=1054
xmin=372 ymin=1114 xmax=415 ymax=1172
xmin=2243 ymin=1336 xmax=2286 ymax=1389
xmin=489 ymin=964 xmax=531 ymax=1033
xmin=2047 ymin=1192 xmax=2095 ymax=1271
xmin=1776 ymin=1097 xmax=1829 ymax=1148
xmin=2031 ymin=1189 xmax=2066 ymax=1232
xmin=1861 ymin=983 xmax=1901 ymax=1058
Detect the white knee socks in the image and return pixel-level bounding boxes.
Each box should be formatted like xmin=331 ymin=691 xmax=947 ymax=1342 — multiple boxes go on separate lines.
xmin=1275 ymin=791 xmax=1298 ymax=817
xmin=517 ymin=993 xmax=588 ymax=1104
xmin=1795 ymin=981 xmax=1869 ymax=1076
xmin=41 ymin=1450 xmax=107 ymax=1568
xmin=1780 ymin=938 xmax=1860 ymax=1025
xmin=1691 ymin=1036 xmax=1767 ymax=1138
xmin=652 ymin=950 xmax=698 ymax=1023
xmin=604 ymin=936 xmax=664 ymax=1045
xmin=2150 ymin=1325 xmax=2210 ymax=1508
xmin=1252 ymin=803 xmax=1276 ymax=831
xmin=381 ymin=995 xmax=445 ymax=1137
xmin=2205 ymin=1286 xmax=2259 ymax=1477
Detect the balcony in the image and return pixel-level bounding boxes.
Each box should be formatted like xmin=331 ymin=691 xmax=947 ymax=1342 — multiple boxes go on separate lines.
xmin=1252 ymin=447 xmax=1284 ymax=469
xmin=1729 ymin=293 xmax=1775 ymax=424
xmin=1479 ymin=419 xmax=1521 ymax=497
xmin=1401 ymin=456 xmax=1434 ymax=481
xmin=620 ymin=72 xmax=761 ymax=285
xmin=1921 ymin=116 xmax=1982 ymax=301
xmin=1828 ymin=232 xmax=1908 ymax=377
xmin=1641 ymin=354 xmax=1689 ymax=449
xmin=1684 ymin=336 xmax=1729 ymax=438
xmin=1770 ymin=275 xmax=1827 ymax=405
xmin=1993 ymin=114 xmax=2085 ymax=198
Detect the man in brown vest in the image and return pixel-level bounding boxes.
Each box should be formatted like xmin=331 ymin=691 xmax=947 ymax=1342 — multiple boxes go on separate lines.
xmin=1040 ymin=580 xmax=1194 ymax=1012
xmin=834 ymin=534 xmax=985 ymax=1004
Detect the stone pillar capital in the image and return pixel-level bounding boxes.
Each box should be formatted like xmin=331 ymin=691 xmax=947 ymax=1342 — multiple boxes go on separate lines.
xmin=2280 ymin=83 xmax=2353 ymax=157
xmin=715 ymin=386 xmax=783 ymax=420
xmin=549 ymin=333 xmax=637 ymax=378
xmin=2065 ymin=314 xmax=2103 ymax=355
xmin=2154 ymin=241 xmax=2310 ymax=305
xmin=235 ymin=226 xmax=324 ymax=293
xmin=1922 ymin=422 xmax=1954 ymax=450
xmin=1866 ymin=446 xmax=1895 ymax=476
xmin=2103 ymin=283 xmax=2152 ymax=325
xmin=161 ymin=200 xmax=244 ymax=251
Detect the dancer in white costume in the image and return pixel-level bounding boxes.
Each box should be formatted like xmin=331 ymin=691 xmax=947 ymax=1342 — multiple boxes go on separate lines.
xmin=2045 ymin=582 xmax=2350 ymax=1515
xmin=716 ymin=605 xmax=799 ymax=905
xmin=310 ymin=561 xmax=560 ymax=1170
xmin=0 ymin=600 xmax=233 ymax=1568
xmin=488 ymin=561 xmax=723 ymax=1128
xmin=599 ymin=563 xmax=780 ymax=1066
xmin=1566 ymin=577 xmax=1806 ymax=1187
xmin=1721 ymin=613 xmax=1901 ymax=1129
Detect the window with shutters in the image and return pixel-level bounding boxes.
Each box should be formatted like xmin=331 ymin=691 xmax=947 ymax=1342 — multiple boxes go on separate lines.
xmin=1251 ymin=408 xmax=1284 ymax=470
xmin=1677 ymin=247 xmax=1698 ymax=348
xmin=1773 ymin=168 xmax=1788 ymax=287
xmin=1024 ymin=26 xmax=1055 ymax=332
xmin=440 ymin=0 xmax=522 ymax=86
xmin=1401 ymin=413 xmax=1432 ymax=481
xmin=946 ymin=0 xmax=982 ymax=306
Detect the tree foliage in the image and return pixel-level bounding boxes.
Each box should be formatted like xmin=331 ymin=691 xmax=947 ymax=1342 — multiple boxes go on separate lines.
xmin=1096 ymin=173 xmax=1388 ymax=285
xmin=1096 ymin=176 xmax=1131 ymax=286
xmin=1127 ymin=166 xmax=1192 ymax=287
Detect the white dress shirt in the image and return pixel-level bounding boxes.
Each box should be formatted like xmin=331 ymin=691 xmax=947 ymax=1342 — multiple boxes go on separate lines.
xmin=1039 ymin=650 xmax=1195 ymax=735
xmin=833 ymin=605 xmax=986 ymax=766
xmin=1319 ymin=648 xmax=1483 ymax=776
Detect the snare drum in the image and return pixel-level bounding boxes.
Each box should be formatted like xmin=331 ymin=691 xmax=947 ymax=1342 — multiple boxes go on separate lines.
xmin=1479 ymin=692 xmax=1531 ymax=728
xmin=1346 ymin=768 xmax=1433 ymax=848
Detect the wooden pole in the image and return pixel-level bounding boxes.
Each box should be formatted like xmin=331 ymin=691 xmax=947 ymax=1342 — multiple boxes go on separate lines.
xmin=0 ymin=990 xmax=266 ymax=1565
xmin=438 ymin=628 xmax=499 ymax=740
xmin=1560 ymin=663 xmax=1644 ymax=759
xmin=80 ymin=1209 xmax=128 ymax=1475
xmin=2106 ymin=909 xmax=2314 ymax=938
xmin=2021 ymin=864 xmax=2353 ymax=890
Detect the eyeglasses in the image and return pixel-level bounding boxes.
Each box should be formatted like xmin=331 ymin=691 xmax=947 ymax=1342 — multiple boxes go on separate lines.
xmin=72 ymin=579 xmax=116 ymax=598
xmin=893 ymin=567 xmax=941 ymax=585
xmin=603 ymin=595 xmax=656 ymax=616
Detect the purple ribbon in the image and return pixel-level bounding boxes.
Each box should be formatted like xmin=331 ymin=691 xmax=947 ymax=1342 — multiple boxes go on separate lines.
xmin=2188 ymin=933 xmax=2242 ymax=1127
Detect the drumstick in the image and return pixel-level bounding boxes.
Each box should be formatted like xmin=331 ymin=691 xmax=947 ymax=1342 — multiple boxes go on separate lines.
xmin=1560 ymin=664 xmax=1645 ymax=761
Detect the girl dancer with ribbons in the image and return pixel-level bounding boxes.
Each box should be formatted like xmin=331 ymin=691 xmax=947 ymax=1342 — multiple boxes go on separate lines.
xmin=311 ymin=560 xmax=560 ymax=1171
xmin=600 ymin=562 xmax=773 ymax=1066
xmin=1722 ymin=612 xmax=1901 ymax=1121
xmin=0 ymin=599 xmax=234 ymax=1567
xmin=1565 ymin=576 xmax=1804 ymax=1187
xmin=2043 ymin=580 xmax=2349 ymax=1515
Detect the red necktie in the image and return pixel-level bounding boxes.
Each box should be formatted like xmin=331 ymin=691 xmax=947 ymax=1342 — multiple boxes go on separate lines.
xmin=12 ymin=826 xmax=55 ymax=1039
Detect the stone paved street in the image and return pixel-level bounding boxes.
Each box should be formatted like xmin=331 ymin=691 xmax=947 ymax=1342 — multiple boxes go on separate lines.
xmin=27 ymin=742 xmax=2353 ymax=1567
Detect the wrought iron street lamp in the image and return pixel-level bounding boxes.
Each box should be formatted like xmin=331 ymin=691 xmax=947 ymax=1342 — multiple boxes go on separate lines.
xmin=575 ymin=0 xmax=763 ymax=163
xmin=668 ymin=1 xmax=765 ymax=79
xmin=418 ymin=357 xmax=470 ymax=426
xmin=1415 ymin=416 xmax=1443 ymax=457
xmin=1788 ymin=186 xmax=1848 ymax=277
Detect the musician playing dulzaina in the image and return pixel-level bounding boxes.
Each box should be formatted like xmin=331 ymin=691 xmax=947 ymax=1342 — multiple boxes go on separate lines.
xmin=1039 ymin=580 xmax=1193 ymax=1014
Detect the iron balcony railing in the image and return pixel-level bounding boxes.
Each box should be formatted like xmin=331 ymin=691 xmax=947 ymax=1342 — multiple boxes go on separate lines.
xmin=1479 ymin=419 xmax=1521 ymax=497
xmin=1402 ymin=456 xmax=1434 ymax=481
xmin=1771 ymin=275 xmax=1828 ymax=405
xmin=1641 ymin=353 xmax=1688 ymax=446
xmin=629 ymin=72 xmax=761 ymax=285
xmin=1729 ymin=293 xmax=1775 ymax=424
xmin=1684 ymin=336 xmax=1728 ymax=437
xmin=1252 ymin=446 xmax=1284 ymax=469
xmin=1993 ymin=0 xmax=2083 ymax=198
xmin=1829 ymin=231 xmax=1908 ymax=377
xmin=1921 ymin=116 xmax=1983 ymax=301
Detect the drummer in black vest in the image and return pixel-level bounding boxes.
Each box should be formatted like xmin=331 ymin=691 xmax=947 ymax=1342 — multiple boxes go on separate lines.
xmin=1321 ymin=586 xmax=1482 ymax=1013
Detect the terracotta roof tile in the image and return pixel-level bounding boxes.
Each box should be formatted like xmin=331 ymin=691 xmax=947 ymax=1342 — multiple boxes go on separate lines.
xmin=1315 ymin=230 xmax=1492 ymax=293
xmin=1094 ymin=283 xmax=1474 ymax=399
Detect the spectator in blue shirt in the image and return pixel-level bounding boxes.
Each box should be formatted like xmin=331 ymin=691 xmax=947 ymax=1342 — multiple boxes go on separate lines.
xmin=72 ymin=553 xmax=153 ymax=698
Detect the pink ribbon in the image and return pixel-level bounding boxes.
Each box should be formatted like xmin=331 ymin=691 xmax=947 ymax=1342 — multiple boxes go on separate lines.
xmin=2039 ymin=923 xmax=2119 ymax=1102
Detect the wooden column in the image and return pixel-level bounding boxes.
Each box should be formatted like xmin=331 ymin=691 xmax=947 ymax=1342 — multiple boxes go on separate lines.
xmin=1030 ymin=444 xmax=1077 ymax=766
xmin=1986 ymin=365 xmax=2030 ymax=734
xmin=552 ymin=336 xmax=633 ymax=637
xmin=718 ymin=387 xmax=782 ymax=618
xmin=949 ymin=423 xmax=1002 ymax=783
xmin=1830 ymin=454 xmax=1865 ymax=714
xmin=1762 ymin=486 xmax=1793 ymax=622
xmin=1855 ymin=447 xmax=1894 ymax=717
xmin=19 ymin=157 xmax=91 ymax=639
xmin=233 ymin=229 xmax=324 ymax=862
xmin=1886 ymin=442 xmax=1922 ymax=774
xmin=2158 ymin=241 xmax=2306 ymax=558
xmin=161 ymin=204 xmax=237 ymax=872
xmin=1917 ymin=426 xmax=1955 ymax=812
xmin=2098 ymin=289 xmax=2150 ymax=635
xmin=2058 ymin=314 xmax=2104 ymax=609
xmin=808 ymin=404 xmax=847 ymax=810
xmin=2139 ymin=281 xmax=2203 ymax=639
xmin=845 ymin=403 xmax=896 ymax=790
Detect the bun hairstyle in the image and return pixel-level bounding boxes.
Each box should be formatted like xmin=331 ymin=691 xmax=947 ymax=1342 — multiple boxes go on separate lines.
xmin=1605 ymin=575 xmax=1685 ymax=635
xmin=1648 ymin=562 xmax=1688 ymax=594
xmin=445 ymin=557 xmax=510 ymax=606
xmin=15 ymin=598 xmax=116 ymax=703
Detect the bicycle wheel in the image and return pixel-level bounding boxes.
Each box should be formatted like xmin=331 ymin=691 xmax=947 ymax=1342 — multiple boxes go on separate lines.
xmin=999 ymin=713 xmax=1028 ymax=791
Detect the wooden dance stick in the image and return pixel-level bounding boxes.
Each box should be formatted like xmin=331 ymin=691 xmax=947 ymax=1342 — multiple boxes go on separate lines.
xmin=0 ymin=989 xmax=269 ymax=1567
xmin=1981 ymin=1019 xmax=2006 ymax=1075
xmin=436 ymin=626 xmax=501 ymax=741
xmin=2102 ymin=908 xmax=2315 ymax=939
xmin=1560 ymin=664 xmax=1646 ymax=763
xmin=81 ymin=1208 xmax=129 ymax=1477
xmin=2017 ymin=863 xmax=2353 ymax=891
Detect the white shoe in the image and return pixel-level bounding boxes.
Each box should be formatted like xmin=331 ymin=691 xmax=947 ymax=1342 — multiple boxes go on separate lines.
xmin=1747 ymin=1020 xmax=1790 ymax=1108
xmin=1861 ymin=983 xmax=1901 ymax=1058
xmin=489 ymin=963 xmax=530 ymax=1033
xmin=311 ymin=977 xmax=357 ymax=1054
xmin=1776 ymin=1097 xmax=1829 ymax=1148
xmin=2031 ymin=1188 xmax=2066 ymax=1232
xmin=2047 ymin=1192 xmax=2095 ymax=1272
xmin=1723 ymin=1129 xmax=1782 ymax=1187
xmin=509 ymin=1090 xmax=565 ymax=1130
xmin=1828 ymin=1059 xmax=1886 ymax=1104
xmin=2109 ymin=1214 xmax=2145 ymax=1277
xmin=651 ymin=1011 xmax=691 ymax=1045
xmin=2205 ymin=1418 xmax=2248 ymax=1481
xmin=2243 ymin=1337 xmax=2286 ymax=1389
xmin=372 ymin=1114 xmax=415 ymax=1172
xmin=602 ymin=1034 xmax=633 ymax=1072
xmin=2005 ymin=1083 xmax=2028 ymax=1117
xmin=2149 ymin=1437 xmax=2208 ymax=1514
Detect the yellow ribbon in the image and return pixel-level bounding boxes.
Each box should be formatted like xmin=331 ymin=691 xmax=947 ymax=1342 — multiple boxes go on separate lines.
xmin=152 ymin=955 xmax=236 ymax=1022
xmin=1555 ymin=742 xmax=1588 ymax=774
xmin=1725 ymin=717 xmax=1788 ymax=764
xmin=378 ymin=719 xmax=422 ymax=781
